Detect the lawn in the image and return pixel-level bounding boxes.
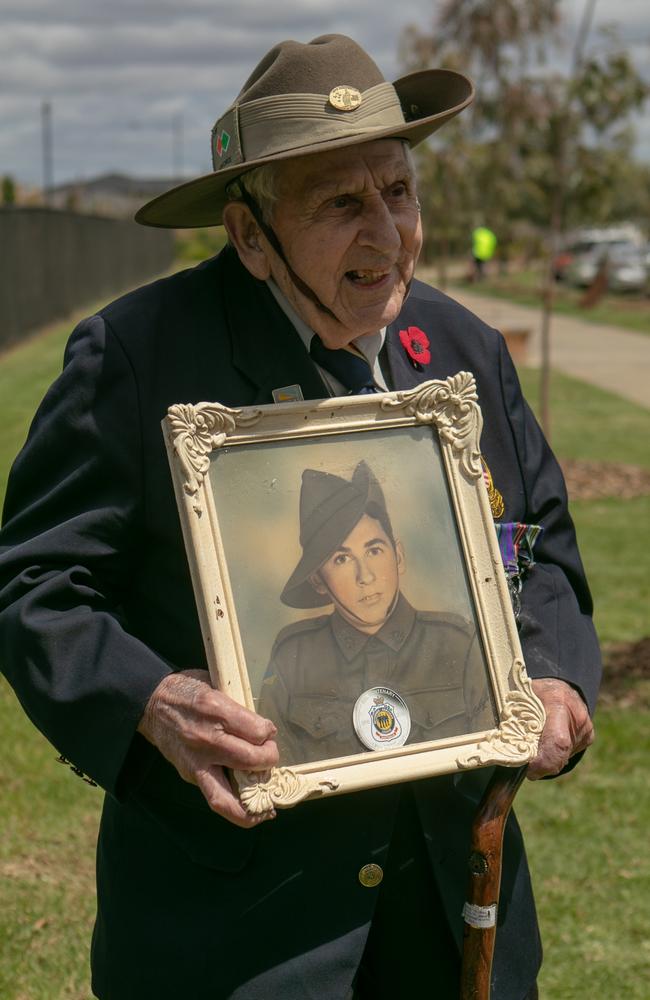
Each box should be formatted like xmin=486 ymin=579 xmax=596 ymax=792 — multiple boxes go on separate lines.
xmin=517 ymin=708 xmax=650 ymax=999
xmin=518 ymin=368 xmax=650 ymax=646
xmin=0 ymin=310 xmax=648 ymax=998
xmin=0 ymin=677 xmax=101 ymax=1000
xmin=518 ymin=368 xmax=650 ymax=470
xmin=450 ymin=267 xmax=650 ymax=336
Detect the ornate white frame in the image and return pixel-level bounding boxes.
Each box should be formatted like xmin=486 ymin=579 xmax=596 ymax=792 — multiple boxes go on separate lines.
xmin=163 ymin=373 xmax=544 ymax=814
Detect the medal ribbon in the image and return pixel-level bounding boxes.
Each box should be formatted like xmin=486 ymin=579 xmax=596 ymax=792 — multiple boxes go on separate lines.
xmin=494 ymin=522 xmax=544 ymax=578
xmin=494 ymin=522 xmax=543 ymax=622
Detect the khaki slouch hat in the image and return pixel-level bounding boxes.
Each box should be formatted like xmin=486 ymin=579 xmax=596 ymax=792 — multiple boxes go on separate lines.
xmin=136 ymin=33 xmax=473 ymax=229
xmin=281 ymin=461 xmax=393 ymax=610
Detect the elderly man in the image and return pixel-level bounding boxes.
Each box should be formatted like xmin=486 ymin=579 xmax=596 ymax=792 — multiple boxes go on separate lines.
xmin=0 ymin=34 xmax=598 ymax=1000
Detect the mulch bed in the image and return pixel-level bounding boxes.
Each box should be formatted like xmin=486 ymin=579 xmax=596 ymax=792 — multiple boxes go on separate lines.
xmin=600 ymin=638 xmax=650 ymax=708
xmin=560 ymin=459 xmax=650 ymax=501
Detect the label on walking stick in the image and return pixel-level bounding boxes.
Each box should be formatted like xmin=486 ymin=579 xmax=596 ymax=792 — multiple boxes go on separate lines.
xmin=462 ymin=902 xmax=497 ymax=928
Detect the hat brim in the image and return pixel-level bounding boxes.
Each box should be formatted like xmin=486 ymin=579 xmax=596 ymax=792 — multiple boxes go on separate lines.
xmin=280 ymin=488 xmax=369 ymax=610
xmin=135 ymin=69 xmax=473 ymax=229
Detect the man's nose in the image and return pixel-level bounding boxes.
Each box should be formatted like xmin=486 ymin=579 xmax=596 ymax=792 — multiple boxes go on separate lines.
xmin=356 ymin=559 xmax=376 ymax=585
xmin=356 ymin=198 xmax=401 ymax=255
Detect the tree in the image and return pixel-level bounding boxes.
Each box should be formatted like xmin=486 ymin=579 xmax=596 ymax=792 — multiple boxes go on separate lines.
xmin=401 ymin=0 xmax=648 ymax=436
xmin=2 ymin=175 xmax=16 ymax=205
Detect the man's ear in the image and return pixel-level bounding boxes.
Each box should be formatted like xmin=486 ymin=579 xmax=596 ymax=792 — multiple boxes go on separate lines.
xmin=308 ymin=571 xmax=328 ymax=596
xmin=222 ymin=202 xmax=272 ymax=280
xmin=395 ymin=540 xmax=406 ymax=576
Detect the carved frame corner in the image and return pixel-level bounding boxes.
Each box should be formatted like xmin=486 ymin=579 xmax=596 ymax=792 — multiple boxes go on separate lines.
xmin=456 ymin=659 xmax=546 ymax=770
xmin=234 ymin=767 xmax=340 ymax=814
xmin=381 ymin=371 xmax=483 ymax=479
xmin=166 ymin=402 xmax=263 ymax=499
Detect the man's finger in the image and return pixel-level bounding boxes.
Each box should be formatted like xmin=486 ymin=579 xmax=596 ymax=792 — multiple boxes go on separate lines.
xmin=527 ymin=678 xmax=595 ymax=780
xmin=196 ymin=766 xmax=276 ymax=828
xmin=527 ymin=714 xmax=594 ymax=779
xmin=192 ymin=685 xmax=277 ymax=745
xmin=201 ymin=730 xmax=279 ymax=772
xmin=211 ymin=691 xmax=278 ymax=745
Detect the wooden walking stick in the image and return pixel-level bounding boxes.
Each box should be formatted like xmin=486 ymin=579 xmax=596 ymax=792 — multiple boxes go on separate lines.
xmin=460 ymin=764 xmax=528 ymax=1000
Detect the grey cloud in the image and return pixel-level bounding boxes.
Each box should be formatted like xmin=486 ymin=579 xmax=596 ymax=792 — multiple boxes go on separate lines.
xmin=1 ymin=0 xmax=647 ymax=186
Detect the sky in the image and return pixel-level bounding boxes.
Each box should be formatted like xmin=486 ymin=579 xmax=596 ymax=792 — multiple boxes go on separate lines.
xmin=1 ymin=0 xmax=648 ymax=190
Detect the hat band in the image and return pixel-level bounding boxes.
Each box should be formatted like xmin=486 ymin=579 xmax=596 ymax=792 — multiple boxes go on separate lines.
xmin=215 ymin=82 xmax=406 ymax=170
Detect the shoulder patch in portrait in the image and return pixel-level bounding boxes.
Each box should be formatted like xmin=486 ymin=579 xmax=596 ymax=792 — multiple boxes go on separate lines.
xmin=416 ymin=610 xmax=473 ymax=634
xmin=271 ymin=614 xmax=332 ymax=650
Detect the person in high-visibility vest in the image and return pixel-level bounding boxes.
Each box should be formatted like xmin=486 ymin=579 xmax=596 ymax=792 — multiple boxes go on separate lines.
xmin=472 ymin=225 xmax=497 ymax=280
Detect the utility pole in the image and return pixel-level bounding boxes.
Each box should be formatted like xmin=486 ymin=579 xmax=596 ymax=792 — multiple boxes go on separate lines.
xmin=41 ymin=100 xmax=54 ymax=205
xmin=172 ymin=113 xmax=184 ymax=179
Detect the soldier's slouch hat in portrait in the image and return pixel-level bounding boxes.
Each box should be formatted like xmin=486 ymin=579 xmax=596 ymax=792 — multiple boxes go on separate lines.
xmin=281 ymin=460 xmax=394 ymax=609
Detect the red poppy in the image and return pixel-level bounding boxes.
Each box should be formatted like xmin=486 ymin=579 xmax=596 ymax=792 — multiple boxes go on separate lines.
xmin=399 ymin=326 xmax=431 ymax=367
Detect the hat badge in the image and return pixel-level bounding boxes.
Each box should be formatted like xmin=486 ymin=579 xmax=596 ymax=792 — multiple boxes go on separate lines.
xmin=329 ymin=85 xmax=362 ymax=112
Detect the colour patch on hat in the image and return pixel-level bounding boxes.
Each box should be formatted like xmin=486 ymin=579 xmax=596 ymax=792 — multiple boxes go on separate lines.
xmin=215 ymin=129 xmax=230 ymax=158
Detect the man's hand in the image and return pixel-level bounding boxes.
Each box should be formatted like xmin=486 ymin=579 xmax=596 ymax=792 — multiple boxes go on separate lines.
xmin=527 ymin=678 xmax=594 ymax=780
xmin=138 ymin=669 xmax=279 ymax=828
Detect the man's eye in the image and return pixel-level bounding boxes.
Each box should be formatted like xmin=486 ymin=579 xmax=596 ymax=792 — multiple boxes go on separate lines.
xmin=331 ymin=195 xmax=352 ymax=210
xmin=333 ymin=553 xmax=350 ymax=565
xmin=368 ymin=546 xmax=385 ymax=557
xmin=388 ymin=182 xmax=408 ymax=199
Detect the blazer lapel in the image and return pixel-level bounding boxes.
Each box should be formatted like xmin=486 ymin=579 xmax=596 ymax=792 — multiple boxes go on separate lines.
xmin=385 ymin=292 xmax=457 ymax=390
xmin=222 ymin=250 xmax=328 ymax=404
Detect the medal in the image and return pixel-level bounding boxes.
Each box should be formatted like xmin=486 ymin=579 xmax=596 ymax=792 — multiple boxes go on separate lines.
xmin=353 ymin=686 xmax=411 ymax=751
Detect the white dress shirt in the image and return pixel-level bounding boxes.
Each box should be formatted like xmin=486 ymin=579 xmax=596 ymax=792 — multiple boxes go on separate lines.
xmin=266 ymin=279 xmax=389 ymax=396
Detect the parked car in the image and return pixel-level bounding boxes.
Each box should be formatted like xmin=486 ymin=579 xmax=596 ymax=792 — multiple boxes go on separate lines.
xmin=607 ymin=246 xmax=648 ymax=293
xmin=564 ymin=243 xmax=647 ymax=293
xmin=553 ymin=240 xmax=598 ymax=281
xmin=563 ymin=248 xmax=604 ymax=288
xmin=554 ymin=224 xmax=645 ymax=281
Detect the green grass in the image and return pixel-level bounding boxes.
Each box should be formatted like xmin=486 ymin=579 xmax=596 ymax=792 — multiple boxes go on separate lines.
xmin=0 ymin=311 xmax=648 ymax=998
xmin=518 ymin=368 xmax=650 ymax=645
xmin=571 ymin=497 xmax=650 ymax=645
xmin=0 ymin=678 xmax=101 ymax=1000
xmin=518 ymin=368 xmax=650 ymax=469
xmin=0 ymin=322 xmax=75 ymax=502
xmin=517 ymin=706 xmax=650 ymax=999
xmin=451 ymin=268 xmax=650 ymax=335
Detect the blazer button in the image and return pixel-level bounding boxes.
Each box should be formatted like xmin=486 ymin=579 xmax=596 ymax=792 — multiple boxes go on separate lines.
xmin=358 ymin=863 xmax=383 ymax=888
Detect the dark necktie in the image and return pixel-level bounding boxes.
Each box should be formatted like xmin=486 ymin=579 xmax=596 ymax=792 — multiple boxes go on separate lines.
xmin=309 ymin=335 xmax=378 ymax=395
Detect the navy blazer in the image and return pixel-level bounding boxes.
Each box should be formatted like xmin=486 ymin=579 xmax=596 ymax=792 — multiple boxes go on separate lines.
xmin=0 ymin=247 xmax=600 ymax=999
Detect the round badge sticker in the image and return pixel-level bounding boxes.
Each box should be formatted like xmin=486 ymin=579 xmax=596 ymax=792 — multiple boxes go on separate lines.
xmin=353 ymin=686 xmax=411 ymax=751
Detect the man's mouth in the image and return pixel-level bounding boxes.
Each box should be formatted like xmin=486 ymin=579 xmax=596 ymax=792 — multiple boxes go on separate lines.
xmin=359 ymin=592 xmax=382 ymax=605
xmin=345 ymin=269 xmax=390 ymax=286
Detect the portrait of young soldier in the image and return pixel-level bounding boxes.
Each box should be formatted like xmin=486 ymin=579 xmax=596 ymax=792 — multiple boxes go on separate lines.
xmin=258 ymin=460 xmax=496 ymax=765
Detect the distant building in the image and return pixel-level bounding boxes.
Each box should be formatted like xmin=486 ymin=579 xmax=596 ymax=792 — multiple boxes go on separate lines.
xmin=48 ymin=173 xmax=183 ymax=219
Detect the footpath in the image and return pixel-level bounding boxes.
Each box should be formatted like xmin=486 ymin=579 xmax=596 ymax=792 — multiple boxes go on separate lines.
xmin=418 ymin=274 xmax=650 ymax=410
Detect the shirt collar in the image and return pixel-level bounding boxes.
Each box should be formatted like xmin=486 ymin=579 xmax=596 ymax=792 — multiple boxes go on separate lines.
xmin=266 ymin=278 xmax=387 ymax=392
xmin=330 ymin=593 xmax=416 ymax=662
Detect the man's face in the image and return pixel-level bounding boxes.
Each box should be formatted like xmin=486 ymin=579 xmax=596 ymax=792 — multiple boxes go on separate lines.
xmin=268 ymin=139 xmax=422 ymax=349
xmin=310 ymin=514 xmax=405 ymax=634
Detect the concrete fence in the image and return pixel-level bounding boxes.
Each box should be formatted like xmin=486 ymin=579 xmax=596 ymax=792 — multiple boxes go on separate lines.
xmin=0 ymin=207 xmax=175 ymax=350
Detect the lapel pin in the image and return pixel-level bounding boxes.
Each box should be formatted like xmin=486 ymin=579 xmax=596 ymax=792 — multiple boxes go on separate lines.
xmin=272 ymin=384 xmax=304 ymax=403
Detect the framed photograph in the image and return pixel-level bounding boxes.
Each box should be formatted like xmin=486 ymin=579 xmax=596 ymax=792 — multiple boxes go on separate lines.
xmin=162 ymin=372 xmax=544 ymax=815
